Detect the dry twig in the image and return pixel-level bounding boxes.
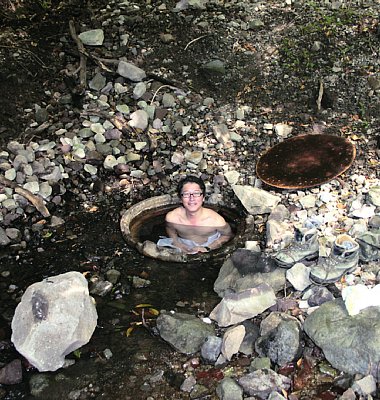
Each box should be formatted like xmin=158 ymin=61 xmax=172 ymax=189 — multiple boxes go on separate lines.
xmin=0 ymin=176 xmax=50 ymax=217
xmin=184 ymin=34 xmax=208 ymax=50
xmin=316 ymin=79 xmax=324 ymax=112
xmin=69 ymin=20 xmax=87 ymax=89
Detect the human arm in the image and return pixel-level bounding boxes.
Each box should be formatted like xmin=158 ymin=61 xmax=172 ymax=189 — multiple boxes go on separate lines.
xmin=206 ymin=223 xmax=233 ymax=250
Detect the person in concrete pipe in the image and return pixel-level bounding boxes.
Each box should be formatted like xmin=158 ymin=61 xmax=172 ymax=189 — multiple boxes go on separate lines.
xmin=157 ymin=176 xmax=233 ymax=254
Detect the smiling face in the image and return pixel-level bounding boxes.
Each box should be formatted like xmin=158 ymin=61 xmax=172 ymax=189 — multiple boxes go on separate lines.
xmin=180 ymin=182 xmax=204 ymax=213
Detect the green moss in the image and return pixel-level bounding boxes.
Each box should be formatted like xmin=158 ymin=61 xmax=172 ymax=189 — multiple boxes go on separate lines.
xmin=279 ymin=5 xmax=376 ymax=76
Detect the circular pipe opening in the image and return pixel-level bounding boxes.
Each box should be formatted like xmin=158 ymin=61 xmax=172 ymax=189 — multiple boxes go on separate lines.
xmin=120 ymin=195 xmax=253 ymax=263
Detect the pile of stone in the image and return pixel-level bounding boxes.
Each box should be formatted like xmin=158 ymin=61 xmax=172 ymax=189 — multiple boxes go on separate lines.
xmin=153 ymin=190 xmax=380 ymax=399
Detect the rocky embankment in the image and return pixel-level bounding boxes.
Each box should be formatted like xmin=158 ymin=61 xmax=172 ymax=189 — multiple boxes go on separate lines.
xmin=0 ymin=0 xmax=380 ymax=399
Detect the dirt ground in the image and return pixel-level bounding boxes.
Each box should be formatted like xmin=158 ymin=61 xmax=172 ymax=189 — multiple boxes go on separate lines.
xmin=1 ymin=0 xmax=379 ymax=142
xmin=1 ymin=0 xmax=380 ymax=399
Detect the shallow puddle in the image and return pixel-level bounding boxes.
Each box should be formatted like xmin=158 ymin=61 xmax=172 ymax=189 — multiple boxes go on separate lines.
xmin=0 ymin=197 xmax=224 ymax=399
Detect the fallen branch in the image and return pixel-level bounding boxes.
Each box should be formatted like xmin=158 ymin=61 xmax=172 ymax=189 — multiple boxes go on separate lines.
xmin=69 ymin=20 xmax=87 ymax=89
xmin=0 ymin=176 xmax=50 ymax=218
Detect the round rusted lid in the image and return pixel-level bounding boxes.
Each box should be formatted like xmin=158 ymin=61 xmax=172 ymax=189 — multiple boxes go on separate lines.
xmin=256 ymin=134 xmax=356 ymax=189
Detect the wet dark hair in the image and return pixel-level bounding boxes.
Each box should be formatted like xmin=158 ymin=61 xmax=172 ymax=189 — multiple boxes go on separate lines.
xmin=177 ymin=176 xmax=206 ymax=197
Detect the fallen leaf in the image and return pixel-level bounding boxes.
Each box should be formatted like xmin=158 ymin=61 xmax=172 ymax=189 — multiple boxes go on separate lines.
xmin=135 ymin=303 xmax=153 ymax=308
xmin=125 ymin=327 xmax=134 ymax=337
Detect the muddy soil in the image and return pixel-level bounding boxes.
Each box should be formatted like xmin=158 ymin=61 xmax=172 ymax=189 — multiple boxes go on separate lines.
xmin=0 ymin=0 xmax=380 ymax=399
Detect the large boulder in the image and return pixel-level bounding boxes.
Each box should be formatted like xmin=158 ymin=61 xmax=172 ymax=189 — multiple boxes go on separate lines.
xmin=255 ymin=313 xmax=303 ymax=367
xmin=11 ymin=272 xmax=98 ymax=372
xmin=214 ymin=250 xmax=286 ymax=297
xmin=231 ymin=186 xmax=281 ymax=215
xmin=210 ymin=284 xmax=276 ymax=327
xmin=304 ymin=299 xmax=380 ymax=375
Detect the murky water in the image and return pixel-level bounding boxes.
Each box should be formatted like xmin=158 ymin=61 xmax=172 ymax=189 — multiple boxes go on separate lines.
xmin=0 ymin=196 xmax=225 ymax=399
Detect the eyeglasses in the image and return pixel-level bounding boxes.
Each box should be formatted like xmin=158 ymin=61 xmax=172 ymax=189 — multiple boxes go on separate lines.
xmin=181 ymin=191 xmax=203 ymax=198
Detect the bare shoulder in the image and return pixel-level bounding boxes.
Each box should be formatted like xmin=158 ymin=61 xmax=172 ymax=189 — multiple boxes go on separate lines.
xmin=204 ymin=208 xmax=227 ymax=226
xmin=165 ymin=207 xmax=183 ymax=223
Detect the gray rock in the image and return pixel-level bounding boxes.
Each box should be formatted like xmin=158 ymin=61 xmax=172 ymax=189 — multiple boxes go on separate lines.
xmin=238 ymin=369 xmax=291 ymax=399
xmin=250 ymin=357 xmax=271 ymax=371
xmin=216 ymin=377 xmax=243 ymax=400
xmin=11 ymin=271 xmax=98 ymax=372
xmin=78 ymin=29 xmax=104 ymax=46
xmin=162 ymin=93 xmax=176 ymax=108
xmin=181 ymin=375 xmax=196 ymax=392
xmin=221 ymin=325 xmax=245 ymax=361
xmin=105 ymin=269 xmax=121 ymax=285
xmin=40 ymin=166 xmax=62 ymax=182
xmin=129 ymin=109 xmax=149 ymax=130
xmin=274 ymin=123 xmax=293 ymax=138
xmin=89 ymin=73 xmax=106 ymax=91
xmin=232 ymin=186 xmax=281 ymax=215
xmin=202 ymin=59 xmax=226 ymax=74
xmin=213 ymin=124 xmax=232 ymax=145
xmin=35 ymin=108 xmax=49 ymax=124
xmin=339 ymin=388 xmax=357 ymax=400
xmin=214 ymin=252 xmax=286 ymax=298
xmin=105 ymin=128 xmax=122 ymax=140
xmin=36 ymin=141 xmax=56 ymax=151
xmin=352 ymin=375 xmax=376 ymax=396
xmin=299 ymin=194 xmax=317 ymax=209
xmin=368 ymin=186 xmax=380 ymax=207
xmin=4 ymin=168 xmax=16 ymax=180
xmin=2 ymin=198 xmax=17 ymax=210
xmin=266 ymin=219 xmax=292 ymax=248
xmin=0 ymin=227 xmax=11 ymax=246
xmin=201 ymin=335 xmax=222 ymax=363
xmin=185 ymin=150 xmax=203 ymax=165
xmin=255 ymin=314 xmax=302 ymax=367
xmin=132 ymin=276 xmax=150 ymax=288
xmin=13 ymin=154 xmax=28 ymax=170
xmin=156 ymin=311 xmax=215 ymax=354
xmin=89 ymin=280 xmax=113 ymax=297
xmin=83 ymin=164 xmax=98 ymax=175
xmin=304 ymin=285 xmax=335 ymax=306
xmin=38 ymin=181 xmax=52 ymax=199
xmin=286 ymin=263 xmax=311 ymax=291
xmin=103 ymin=155 xmax=118 ymax=170
xmin=239 ymin=321 xmax=260 ymax=356
xmin=248 ymin=19 xmax=265 ymax=29
xmin=23 ymin=181 xmax=39 ymax=194
xmin=171 ymin=151 xmax=185 ymax=165
xmin=7 ymin=141 xmax=24 ymax=154
xmin=133 ymin=82 xmax=147 ymax=99
xmin=224 ymin=170 xmax=240 ymax=185
xmin=5 ymin=228 xmax=21 ymax=243
xmin=0 ymin=359 xmax=22 ymax=384
xmin=90 ymin=122 xmax=105 ymax=135
xmin=209 ymin=284 xmax=276 ymax=327
xmin=50 ymin=216 xmax=65 ymax=227
xmin=114 ymin=82 xmax=128 ymax=94
xmin=116 ymin=104 xmax=130 ymax=115
xmin=304 ymin=299 xmax=380 ymax=375
xmin=117 ymin=61 xmax=146 ymax=82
